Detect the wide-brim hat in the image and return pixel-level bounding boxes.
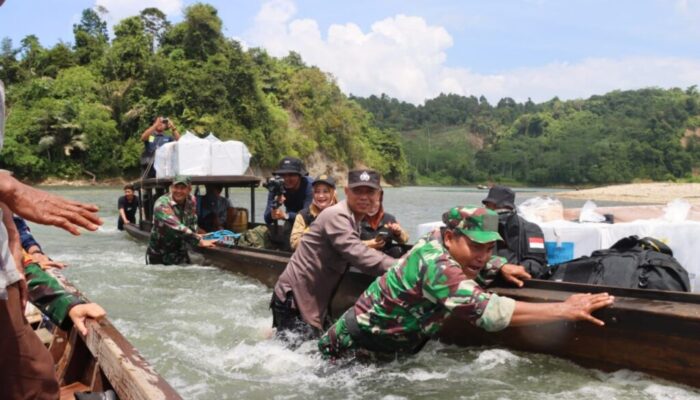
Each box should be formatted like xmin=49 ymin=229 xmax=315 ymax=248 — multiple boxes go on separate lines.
xmin=442 ymin=206 xmax=503 ymax=244
xmin=273 ymin=156 xmax=307 ymax=176
xmin=347 ymin=169 xmax=381 ymax=190
xmin=482 ymin=185 xmax=516 ymax=210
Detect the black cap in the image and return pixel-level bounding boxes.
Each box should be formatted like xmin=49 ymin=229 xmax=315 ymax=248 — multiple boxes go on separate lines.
xmin=347 ymin=170 xmax=381 ymax=190
xmin=273 ymin=156 xmax=307 ymax=176
xmin=312 ymin=174 xmax=336 ymax=189
xmin=482 ymin=185 xmax=515 ymax=210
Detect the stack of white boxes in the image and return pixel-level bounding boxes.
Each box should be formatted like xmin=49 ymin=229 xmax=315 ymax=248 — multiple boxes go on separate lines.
xmin=154 ymin=131 xmax=251 ymax=177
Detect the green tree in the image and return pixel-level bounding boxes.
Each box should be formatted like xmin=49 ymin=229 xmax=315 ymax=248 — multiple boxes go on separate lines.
xmin=140 ymin=7 xmax=170 ymax=51
xmin=73 ymin=8 xmax=108 ymax=65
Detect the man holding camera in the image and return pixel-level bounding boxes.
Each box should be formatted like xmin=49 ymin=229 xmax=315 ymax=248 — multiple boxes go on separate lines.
xmin=264 ymin=156 xmax=314 ymax=225
xmin=262 ymin=157 xmax=314 ymax=250
xmin=140 ymin=116 xmax=181 ymax=178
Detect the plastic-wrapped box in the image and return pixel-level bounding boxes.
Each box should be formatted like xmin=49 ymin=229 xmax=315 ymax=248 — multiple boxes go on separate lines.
xmin=175 ymin=132 xmax=211 ymax=176
xmin=154 ymin=142 xmax=177 ymax=178
xmin=153 ymin=131 xmax=252 ymax=177
xmin=211 ymin=140 xmax=251 ymax=176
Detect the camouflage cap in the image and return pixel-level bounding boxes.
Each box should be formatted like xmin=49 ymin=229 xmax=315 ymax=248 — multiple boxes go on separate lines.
xmin=442 ymin=206 xmax=503 ymax=244
xmin=172 ymin=175 xmax=191 ymax=186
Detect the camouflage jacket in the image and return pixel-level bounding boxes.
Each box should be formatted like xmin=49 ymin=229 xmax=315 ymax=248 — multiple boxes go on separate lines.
xmin=25 ymin=261 xmax=86 ymax=331
xmin=147 ymin=193 xmax=200 ymax=264
xmin=353 ymin=228 xmax=516 ymax=346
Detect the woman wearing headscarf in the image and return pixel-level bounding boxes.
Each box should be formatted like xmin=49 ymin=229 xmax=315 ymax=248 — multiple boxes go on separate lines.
xmin=289 ymin=175 xmax=338 ymax=250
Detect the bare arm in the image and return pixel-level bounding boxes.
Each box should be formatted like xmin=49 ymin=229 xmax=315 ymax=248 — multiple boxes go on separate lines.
xmin=119 ymin=207 xmax=129 ymax=224
xmin=0 ymin=174 xmax=101 ymax=235
xmin=509 ymin=292 xmax=614 ymax=327
xmin=169 ymin=120 xmax=180 ymax=140
xmin=140 ymin=118 xmax=159 ymax=141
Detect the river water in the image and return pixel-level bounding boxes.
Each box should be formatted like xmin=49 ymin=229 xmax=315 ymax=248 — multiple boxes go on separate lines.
xmin=29 ymin=186 xmax=700 ymax=399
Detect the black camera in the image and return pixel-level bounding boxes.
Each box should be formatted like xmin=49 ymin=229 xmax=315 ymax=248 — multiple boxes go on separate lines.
xmin=376 ymin=228 xmax=394 ymax=243
xmin=162 ymin=117 xmax=169 ymax=125
xmin=263 ymin=176 xmax=286 ymax=209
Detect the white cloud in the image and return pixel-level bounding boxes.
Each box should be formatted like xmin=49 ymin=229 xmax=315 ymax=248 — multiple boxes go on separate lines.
xmin=95 ymin=0 xmax=182 ymax=23
xmin=247 ymin=0 xmax=700 ymax=104
xmin=675 ymin=0 xmax=700 ymax=16
xmin=440 ymin=57 xmax=700 ymax=103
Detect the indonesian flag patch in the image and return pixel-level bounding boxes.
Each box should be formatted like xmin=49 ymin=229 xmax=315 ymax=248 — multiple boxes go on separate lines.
xmin=528 ymin=237 xmax=545 ymax=250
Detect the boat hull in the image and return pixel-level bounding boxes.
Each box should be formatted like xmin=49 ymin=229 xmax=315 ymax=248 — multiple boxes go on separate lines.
xmin=42 ymin=269 xmax=182 ymax=400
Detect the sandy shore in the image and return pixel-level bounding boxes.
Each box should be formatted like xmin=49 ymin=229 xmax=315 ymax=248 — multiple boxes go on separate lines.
xmin=556 ymin=182 xmax=700 ymax=205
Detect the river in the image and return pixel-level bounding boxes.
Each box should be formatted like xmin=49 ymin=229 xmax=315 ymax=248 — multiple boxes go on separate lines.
xmin=29 ymin=185 xmax=700 ymax=399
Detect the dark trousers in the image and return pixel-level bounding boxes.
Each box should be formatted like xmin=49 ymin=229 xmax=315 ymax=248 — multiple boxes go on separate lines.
xmin=270 ymin=292 xmax=321 ymax=345
xmin=0 ymin=283 xmax=59 ymax=400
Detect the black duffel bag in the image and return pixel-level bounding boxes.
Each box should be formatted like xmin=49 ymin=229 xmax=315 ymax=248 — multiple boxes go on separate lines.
xmin=547 ymin=235 xmax=691 ymax=292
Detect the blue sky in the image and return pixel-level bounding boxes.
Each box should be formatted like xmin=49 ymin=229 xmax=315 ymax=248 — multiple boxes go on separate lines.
xmin=1 ymin=0 xmax=699 ymax=104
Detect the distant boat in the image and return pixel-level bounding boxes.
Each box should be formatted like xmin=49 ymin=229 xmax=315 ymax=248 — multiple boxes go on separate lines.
xmin=476 ymin=184 xmax=489 ymax=190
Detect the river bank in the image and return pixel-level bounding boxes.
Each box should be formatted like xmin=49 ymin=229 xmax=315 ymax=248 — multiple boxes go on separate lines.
xmin=36 ymin=177 xmax=131 ymax=187
xmin=555 ymin=182 xmax=700 ymax=205
xmin=34 ymin=177 xmax=700 ymax=207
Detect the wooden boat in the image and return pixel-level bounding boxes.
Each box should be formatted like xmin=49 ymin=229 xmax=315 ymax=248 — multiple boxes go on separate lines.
xmin=126 ymin=176 xmax=700 ymax=390
xmin=30 ymin=270 xmax=182 ymax=400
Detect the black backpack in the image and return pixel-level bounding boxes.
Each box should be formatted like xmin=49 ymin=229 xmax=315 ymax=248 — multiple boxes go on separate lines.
xmin=547 ymin=235 xmax=691 ymax=292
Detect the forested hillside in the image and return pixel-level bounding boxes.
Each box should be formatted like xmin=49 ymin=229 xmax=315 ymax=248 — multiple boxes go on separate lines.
xmin=0 ymin=4 xmax=408 ymax=183
xmin=2 ymin=3 xmax=699 ymax=187
xmin=354 ymin=89 xmax=700 ymax=185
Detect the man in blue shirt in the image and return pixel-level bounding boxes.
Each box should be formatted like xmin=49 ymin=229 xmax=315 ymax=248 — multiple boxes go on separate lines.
xmin=139 ymin=116 xmax=181 ymax=178
xmin=197 ymin=184 xmax=233 ymax=233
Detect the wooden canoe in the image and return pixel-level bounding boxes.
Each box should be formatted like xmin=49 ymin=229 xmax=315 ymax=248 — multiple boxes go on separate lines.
xmin=31 ymin=270 xmax=182 ymax=400
xmin=127 ymin=176 xmax=700 ymax=389
xmin=125 ymin=221 xmax=700 ymax=389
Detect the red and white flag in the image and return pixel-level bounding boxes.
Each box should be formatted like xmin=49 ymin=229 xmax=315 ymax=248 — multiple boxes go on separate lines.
xmin=528 ymin=237 xmax=545 ymax=250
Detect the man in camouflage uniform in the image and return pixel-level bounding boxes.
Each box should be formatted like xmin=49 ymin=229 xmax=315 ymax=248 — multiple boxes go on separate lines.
xmin=319 ymin=206 xmax=615 ymax=357
xmin=146 ymin=175 xmax=216 ymax=265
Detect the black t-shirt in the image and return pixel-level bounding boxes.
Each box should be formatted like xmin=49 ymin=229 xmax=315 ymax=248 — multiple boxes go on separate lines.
xmin=117 ymin=195 xmax=140 ymax=230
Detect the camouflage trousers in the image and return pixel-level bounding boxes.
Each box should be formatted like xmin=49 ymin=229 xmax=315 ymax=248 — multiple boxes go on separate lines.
xmin=319 ymin=308 xmax=431 ymax=358
xmin=318 ymin=310 xmax=356 ymax=357
xmin=146 ymin=246 xmax=190 ymax=265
